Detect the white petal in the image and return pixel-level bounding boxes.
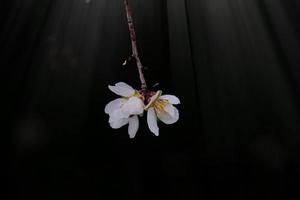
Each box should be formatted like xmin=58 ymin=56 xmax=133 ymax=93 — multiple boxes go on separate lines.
xmin=147 ymin=107 xmax=159 ymax=136
xmin=164 ymin=104 xmax=176 ymax=117
xmin=109 ymin=109 xmax=129 ymax=122
xmin=109 ymin=118 xmax=129 ymax=129
xmin=128 ymin=115 xmax=139 ymax=139
xmin=104 ymin=98 xmax=124 ymax=114
xmin=160 ymin=95 xmax=180 ymax=105
xmin=108 ymin=82 xmax=135 ymax=97
xmin=115 ymin=82 xmax=134 ymax=91
xmin=121 ymin=96 xmax=144 ymax=115
xmin=158 ymin=106 xmax=179 ymax=124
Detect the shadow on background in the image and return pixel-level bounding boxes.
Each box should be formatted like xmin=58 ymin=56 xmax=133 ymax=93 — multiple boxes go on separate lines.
xmin=2 ymin=0 xmax=300 ymax=199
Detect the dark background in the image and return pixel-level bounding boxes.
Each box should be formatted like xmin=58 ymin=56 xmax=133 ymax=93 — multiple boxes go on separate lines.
xmin=3 ymin=0 xmax=300 ymax=199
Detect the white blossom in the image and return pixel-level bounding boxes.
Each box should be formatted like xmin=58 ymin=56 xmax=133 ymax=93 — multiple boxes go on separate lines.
xmin=104 ymin=82 xmax=144 ymax=138
xmin=145 ymin=90 xmax=180 ymax=136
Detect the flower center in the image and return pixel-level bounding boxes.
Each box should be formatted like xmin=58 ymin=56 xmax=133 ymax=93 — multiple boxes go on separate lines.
xmin=154 ymin=99 xmax=168 ymax=116
xmin=144 ymin=90 xmax=162 ymax=110
xmin=133 ymin=90 xmax=144 ymax=101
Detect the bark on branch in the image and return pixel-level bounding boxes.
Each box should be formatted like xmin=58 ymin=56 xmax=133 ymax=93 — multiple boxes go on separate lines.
xmin=124 ymin=0 xmax=147 ymax=90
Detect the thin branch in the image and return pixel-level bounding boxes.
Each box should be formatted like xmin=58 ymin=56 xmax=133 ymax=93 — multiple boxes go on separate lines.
xmin=124 ymin=0 xmax=147 ymax=90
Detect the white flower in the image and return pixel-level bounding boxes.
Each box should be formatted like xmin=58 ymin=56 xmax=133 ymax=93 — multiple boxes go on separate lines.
xmin=104 ymin=82 xmax=144 ymax=138
xmin=145 ymin=90 xmax=180 ymax=136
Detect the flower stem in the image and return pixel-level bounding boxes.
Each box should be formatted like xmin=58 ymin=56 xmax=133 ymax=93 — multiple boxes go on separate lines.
xmin=124 ymin=0 xmax=147 ymax=90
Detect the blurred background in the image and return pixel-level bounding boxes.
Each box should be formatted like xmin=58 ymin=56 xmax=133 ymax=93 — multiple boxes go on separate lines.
xmin=3 ymin=0 xmax=300 ymax=199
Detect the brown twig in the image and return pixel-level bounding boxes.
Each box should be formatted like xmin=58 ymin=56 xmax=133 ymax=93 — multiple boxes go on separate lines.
xmin=124 ymin=0 xmax=147 ymax=90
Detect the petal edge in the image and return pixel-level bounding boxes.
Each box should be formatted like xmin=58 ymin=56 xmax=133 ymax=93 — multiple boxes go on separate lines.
xmin=147 ymin=107 xmax=159 ymax=136
xmin=160 ymin=95 xmax=180 ymax=105
xmin=128 ymin=115 xmax=139 ymax=139
xmin=108 ymin=82 xmax=135 ymax=97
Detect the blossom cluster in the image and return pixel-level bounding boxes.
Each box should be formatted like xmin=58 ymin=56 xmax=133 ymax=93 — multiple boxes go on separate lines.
xmin=105 ymin=82 xmax=180 ymax=138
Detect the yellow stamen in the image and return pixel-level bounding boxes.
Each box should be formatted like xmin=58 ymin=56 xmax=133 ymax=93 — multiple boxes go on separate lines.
xmin=154 ymin=99 xmax=168 ymax=116
xmin=145 ymin=90 xmax=162 ymax=110
xmin=133 ymin=91 xmax=144 ymax=101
